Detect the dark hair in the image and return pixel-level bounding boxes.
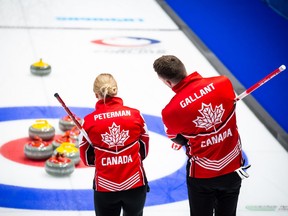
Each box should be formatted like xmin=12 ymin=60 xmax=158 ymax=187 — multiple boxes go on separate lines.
xmin=153 ymin=55 xmax=187 ymax=83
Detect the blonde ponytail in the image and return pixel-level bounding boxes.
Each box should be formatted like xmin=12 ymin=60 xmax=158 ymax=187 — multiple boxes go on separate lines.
xmin=93 ymin=73 xmax=118 ymax=102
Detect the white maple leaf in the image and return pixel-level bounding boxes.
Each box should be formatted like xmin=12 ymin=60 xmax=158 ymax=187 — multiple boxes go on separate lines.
xmin=101 ymin=122 xmax=129 ymax=148
xmin=193 ymin=103 xmax=225 ymax=130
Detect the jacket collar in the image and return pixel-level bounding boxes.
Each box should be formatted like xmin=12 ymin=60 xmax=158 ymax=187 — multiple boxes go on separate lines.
xmin=95 ymin=97 xmax=123 ymax=109
xmin=172 ymin=72 xmax=202 ymax=93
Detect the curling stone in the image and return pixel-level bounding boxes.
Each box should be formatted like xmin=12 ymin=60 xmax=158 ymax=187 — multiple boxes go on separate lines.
xmin=24 ymin=136 xmax=53 ymax=160
xmin=67 ymin=126 xmax=80 ymax=147
xmin=59 ymin=115 xmax=82 ymax=131
xmin=52 ymin=131 xmax=77 ymax=149
xmin=54 ymin=142 xmax=80 ymax=165
xmin=29 ymin=119 xmax=55 ymax=141
xmin=45 ymin=152 xmax=75 ymax=176
xmin=30 ymin=59 xmax=51 ymax=76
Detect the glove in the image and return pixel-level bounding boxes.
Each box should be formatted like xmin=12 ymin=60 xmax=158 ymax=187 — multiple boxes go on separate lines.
xmin=235 ymin=164 xmax=251 ymax=179
xmin=171 ymin=143 xmax=182 ymax=151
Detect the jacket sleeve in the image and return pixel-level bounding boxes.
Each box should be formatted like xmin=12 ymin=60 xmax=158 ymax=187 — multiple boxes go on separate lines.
xmin=171 ymin=133 xmax=188 ymax=146
xmin=139 ymin=114 xmax=149 ymax=160
xmin=162 ymin=120 xmax=178 ymax=140
xmin=79 ymin=137 xmax=95 ymax=166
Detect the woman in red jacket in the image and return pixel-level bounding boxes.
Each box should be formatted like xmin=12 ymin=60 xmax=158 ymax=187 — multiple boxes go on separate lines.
xmin=79 ymin=73 xmax=150 ymax=216
xmin=153 ymin=55 xmax=249 ymax=216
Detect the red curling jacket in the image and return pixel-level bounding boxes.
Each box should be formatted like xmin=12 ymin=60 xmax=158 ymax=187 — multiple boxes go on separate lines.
xmin=79 ymin=97 xmax=149 ymax=192
xmin=162 ymin=72 xmax=243 ymax=178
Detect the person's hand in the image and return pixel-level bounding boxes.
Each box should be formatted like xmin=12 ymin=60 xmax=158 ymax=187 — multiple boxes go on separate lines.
xmin=171 ymin=143 xmax=182 ymax=151
xmin=235 ymin=164 xmax=251 ymax=179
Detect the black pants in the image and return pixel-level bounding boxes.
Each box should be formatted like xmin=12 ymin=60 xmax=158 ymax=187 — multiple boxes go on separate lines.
xmin=187 ymin=172 xmax=242 ymax=216
xmin=94 ymin=185 xmax=147 ymax=216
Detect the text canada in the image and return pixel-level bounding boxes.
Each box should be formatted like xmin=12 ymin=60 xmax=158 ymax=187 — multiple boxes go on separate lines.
xmin=201 ymin=128 xmax=232 ymax=148
xmin=102 ymin=155 xmax=133 ymax=166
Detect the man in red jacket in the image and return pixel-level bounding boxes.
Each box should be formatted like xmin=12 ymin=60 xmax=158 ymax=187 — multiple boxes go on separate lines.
xmin=79 ymin=73 xmax=149 ymax=216
xmin=153 ymin=55 xmax=249 ymax=216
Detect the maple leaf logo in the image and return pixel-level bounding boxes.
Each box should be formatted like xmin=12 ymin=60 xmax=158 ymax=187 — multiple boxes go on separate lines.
xmin=193 ymin=103 xmax=225 ymax=130
xmin=101 ymin=122 xmax=129 ymax=148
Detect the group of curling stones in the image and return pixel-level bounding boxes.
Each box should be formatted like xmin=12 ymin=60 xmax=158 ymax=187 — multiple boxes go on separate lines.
xmin=24 ymin=114 xmax=83 ymax=176
xmin=27 ymin=59 xmax=81 ymax=176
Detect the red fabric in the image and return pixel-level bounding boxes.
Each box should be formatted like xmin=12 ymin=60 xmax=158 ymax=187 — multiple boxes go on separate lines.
xmin=79 ymin=97 xmax=149 ymax=192
xmin=162 ymin=72 xmax=242 ymax=178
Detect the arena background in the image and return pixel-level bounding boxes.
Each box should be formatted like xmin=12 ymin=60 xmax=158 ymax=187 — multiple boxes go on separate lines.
xmin=0 ymin=0 xmax=287 ymax=215
xmin=162 ymin=0 xmax=288 ymax=150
